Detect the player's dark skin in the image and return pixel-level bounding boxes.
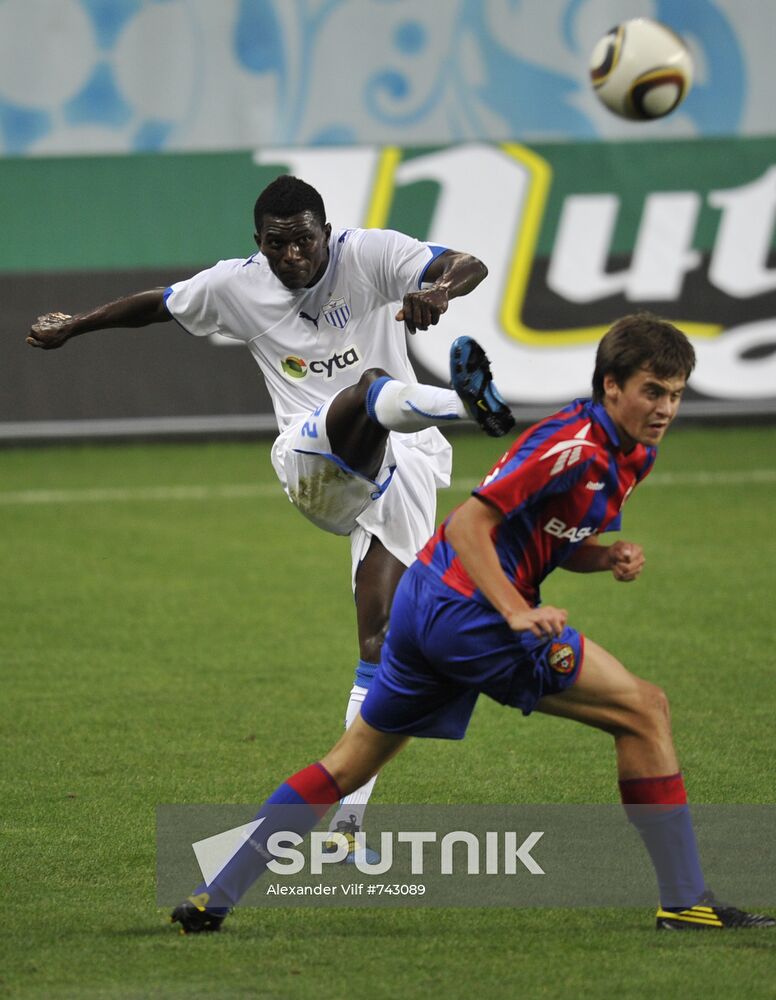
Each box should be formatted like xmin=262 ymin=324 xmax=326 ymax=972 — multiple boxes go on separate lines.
xmin=27 ymin=209 xmax=487 ymax=664
xmin=258 ymin=212 xmax=487 ymax=662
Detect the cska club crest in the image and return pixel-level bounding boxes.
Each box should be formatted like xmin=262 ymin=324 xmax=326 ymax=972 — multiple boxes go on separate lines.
xmin=322 ymin=297 xmax=351 ymax=330
xmin=548 ymin=642 xmax=576 ymax=674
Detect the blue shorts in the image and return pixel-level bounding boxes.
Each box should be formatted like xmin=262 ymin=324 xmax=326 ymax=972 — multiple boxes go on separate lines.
xmin=361 ymin=562 xmax=584 ymax=740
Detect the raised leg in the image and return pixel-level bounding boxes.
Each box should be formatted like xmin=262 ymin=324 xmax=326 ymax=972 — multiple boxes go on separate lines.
xmin=326 ymin=368 xmax=393 ymax=479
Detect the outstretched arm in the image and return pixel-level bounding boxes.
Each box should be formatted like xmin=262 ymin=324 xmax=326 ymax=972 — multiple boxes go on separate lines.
xmin=445 ymin=496 xmax=567 ymax=639
xmin=395 ymin=250 xmax=487 ymax=334
xmin=561 ymin=537 xmax=645 ymax=582
xmin=27 ymin=288 xmax=173 ymax=350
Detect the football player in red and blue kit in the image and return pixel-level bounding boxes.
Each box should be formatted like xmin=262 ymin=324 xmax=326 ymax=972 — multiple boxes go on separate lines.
xmin=172 ymin=314 xmax=775 ymax=933
xmin=377 ymin=391 xmax=658 ymax=733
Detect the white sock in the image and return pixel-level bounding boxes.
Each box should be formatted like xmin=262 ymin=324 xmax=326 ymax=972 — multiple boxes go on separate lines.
xmin=370 ymin=378 xmax=466 ymax=432
xmin=329 ymin=683 xmax=377 ymax=830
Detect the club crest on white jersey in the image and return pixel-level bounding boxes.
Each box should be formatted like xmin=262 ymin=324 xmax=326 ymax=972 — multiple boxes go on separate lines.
xmin=322 ymin=297 xmax=351 ymax=330
xmin=541 ymin=423 xmax=597 ymax=476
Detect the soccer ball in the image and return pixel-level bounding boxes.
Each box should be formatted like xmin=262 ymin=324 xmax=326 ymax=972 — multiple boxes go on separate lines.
xmin=589 ymin=17 xmax=693 ymax=121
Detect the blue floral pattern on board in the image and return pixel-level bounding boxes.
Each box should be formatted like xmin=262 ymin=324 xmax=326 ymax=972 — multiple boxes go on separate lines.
xmin=0 ymin=0 xmax=749 ymax=155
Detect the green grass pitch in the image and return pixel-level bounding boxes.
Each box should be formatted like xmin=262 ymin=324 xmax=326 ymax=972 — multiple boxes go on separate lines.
xmin=2 ymin=425 xmax=775 ymax=999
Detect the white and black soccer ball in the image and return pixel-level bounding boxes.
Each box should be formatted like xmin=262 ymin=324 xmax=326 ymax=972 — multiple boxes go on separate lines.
xmin=589 ymin=17 xmax=693 ymax=121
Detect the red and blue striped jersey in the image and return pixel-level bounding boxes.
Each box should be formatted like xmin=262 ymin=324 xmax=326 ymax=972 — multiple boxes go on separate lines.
xmin=417 ymin=398 xmax=656 ymax=607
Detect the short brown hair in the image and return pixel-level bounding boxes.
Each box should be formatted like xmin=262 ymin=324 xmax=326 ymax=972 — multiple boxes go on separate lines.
xmin=592 ymin=313 xmax=696 ymax=403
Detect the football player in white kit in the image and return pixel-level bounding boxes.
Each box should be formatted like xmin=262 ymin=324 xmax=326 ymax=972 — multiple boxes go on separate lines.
xmin=27 ymin=174 xmax=514 ymax=856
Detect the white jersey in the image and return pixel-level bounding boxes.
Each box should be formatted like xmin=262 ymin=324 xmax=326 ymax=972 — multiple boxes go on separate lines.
xmin=165 ymin=227 xmax=453 ymax=572
xmin=164 ymin=227 xmax=445 ymax=432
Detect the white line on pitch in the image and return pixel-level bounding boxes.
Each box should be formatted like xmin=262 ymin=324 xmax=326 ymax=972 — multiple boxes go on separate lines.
xmin=0 ymin=484 xmax=282 ymax=505
xmin=0 ymin=468 xmax=774 ymax=506
xmin=645 ymin=469 xmax=776 ymax=486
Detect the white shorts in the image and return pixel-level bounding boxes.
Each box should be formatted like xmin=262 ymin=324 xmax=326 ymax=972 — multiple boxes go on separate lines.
xmin=271 ymin=394 xmax=452 ymax=588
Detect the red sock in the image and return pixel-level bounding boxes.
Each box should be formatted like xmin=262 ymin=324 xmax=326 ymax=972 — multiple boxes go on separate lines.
xmin=194 ymin=762 xmax=344 ymax=908
xmin=270 ymin=761 xmax=343 ymax=818
xmin=619 ymin=771 xmax=687 ymax=806
xmin=618 ymin=772 xmax=704 ymax=907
